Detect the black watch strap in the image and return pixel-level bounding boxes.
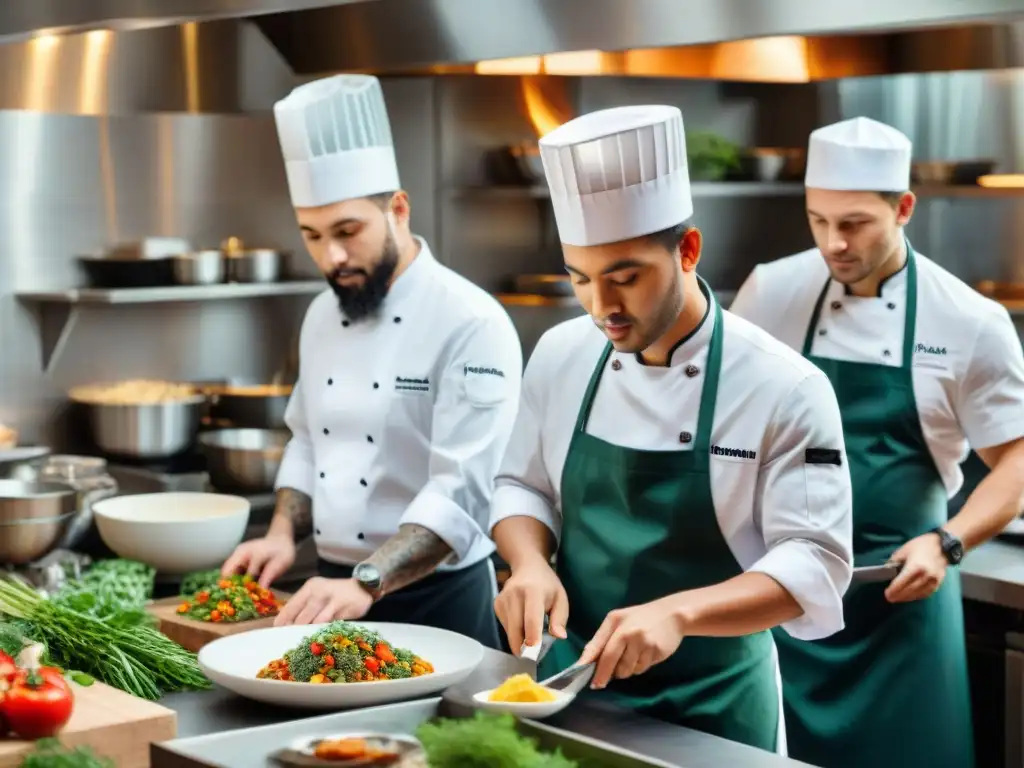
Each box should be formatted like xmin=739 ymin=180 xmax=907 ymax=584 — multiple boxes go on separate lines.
xmin=930 ymin=526 xmax=964 ymax=565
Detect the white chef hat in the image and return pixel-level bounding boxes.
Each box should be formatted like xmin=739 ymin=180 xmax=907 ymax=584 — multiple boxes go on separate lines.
xmin=273 ymin=74 xmax=400 ymax=208
xmin=805 ymin=117 xmax=912 ymax=192
xmin=539 ymin=105 xmax=692 ymax=247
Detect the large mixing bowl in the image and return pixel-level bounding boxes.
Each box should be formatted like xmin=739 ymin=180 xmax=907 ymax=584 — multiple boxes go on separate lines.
xmin=0 ymin=480 xmax=79 ymax=564
xmin=92 ymin=491 xmax=250 ymax=574
xmin=74 ymin=396 xmax=207 ymax=458
xmin=198 ymin=428 xmax=289 ymax=494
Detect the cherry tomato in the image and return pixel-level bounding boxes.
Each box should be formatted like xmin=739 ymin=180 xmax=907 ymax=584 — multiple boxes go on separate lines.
xmin=363 ymin=657 xmax=380 ymax=674
xmin=0 ymin=670 xmax=74 ymax=739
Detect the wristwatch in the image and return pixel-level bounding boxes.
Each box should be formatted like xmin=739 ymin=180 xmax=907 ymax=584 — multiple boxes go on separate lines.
xmin=353 ymin=562 xmax=384 ymax=601
xmin=930 ymin=526 xmax=964 ymax=565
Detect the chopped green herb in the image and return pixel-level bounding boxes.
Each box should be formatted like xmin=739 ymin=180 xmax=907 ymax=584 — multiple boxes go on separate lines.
xmin=416 ymin=712 xmax=578 ymax=768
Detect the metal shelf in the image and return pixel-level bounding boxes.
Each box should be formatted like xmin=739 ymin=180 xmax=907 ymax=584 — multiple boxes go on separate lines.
xmin=16 ymin=281 xmax=324 ymax=375
xmin=496 ymin=289 xmax=737 ymax=310
xmin=453 ymin=182 xmax=1024 ymax=200
xmin=16 ymin=280 xmax=326 ymax=305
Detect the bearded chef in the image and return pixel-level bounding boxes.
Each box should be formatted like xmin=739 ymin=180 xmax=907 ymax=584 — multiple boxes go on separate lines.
xmin=489 ymin=104 xmax=854 ymax=754
xmin=730 ymin=116 xmax=1024 ymax=768
xmin=221 ymin=74 xmax=523 ymax=649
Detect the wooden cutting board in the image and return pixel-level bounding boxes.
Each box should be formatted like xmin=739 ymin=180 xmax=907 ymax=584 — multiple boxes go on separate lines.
xmin=147 ymin=593 xmax=291 ymax=653
xmin=0 ymin=681 xmax=177 ymax=768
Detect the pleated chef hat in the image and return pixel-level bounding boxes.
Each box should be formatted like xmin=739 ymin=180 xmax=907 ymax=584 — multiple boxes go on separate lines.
xmin=273 ymin=74 xmax=400 ymax=208
xmin=539 ymin=105 xmax=692 ymax=247
xmin=805 ymin=117 xmax=912 ymax=192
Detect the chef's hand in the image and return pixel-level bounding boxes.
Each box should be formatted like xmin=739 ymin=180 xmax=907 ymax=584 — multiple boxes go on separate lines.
xmin=885 ymin=533 xmax=947 ymax=603
xmin=494 ymin=558 xmax=569 ymax=653
xmin=579 ymin=595 xmax=686 ymax=690
xmin=221 ymin=535 xmax=296 ymax=589
xmin=274 ymin=577 xmax=373 ymax=627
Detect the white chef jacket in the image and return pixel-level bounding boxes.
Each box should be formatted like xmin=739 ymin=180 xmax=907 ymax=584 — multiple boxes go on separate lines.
xmin=730 ymin=247 xmax=1024 ymax=497
xmin=275 ymin=239 xmax=523 ymax=571
xmin=489 ymin=305 xmax=855 ymax=640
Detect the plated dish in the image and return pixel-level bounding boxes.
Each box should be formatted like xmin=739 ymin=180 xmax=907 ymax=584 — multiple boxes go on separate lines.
xmin=197 ymin=621 xmax=483 ymax=708
xmin=257 ymin=621 xmax=434 ymax=684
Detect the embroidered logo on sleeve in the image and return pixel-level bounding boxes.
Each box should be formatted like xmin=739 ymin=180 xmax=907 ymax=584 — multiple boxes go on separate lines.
xmin=463 ymin=363 xmax=508 ymax=406
xmin=805 ymin=448 xmax=842 ymax=466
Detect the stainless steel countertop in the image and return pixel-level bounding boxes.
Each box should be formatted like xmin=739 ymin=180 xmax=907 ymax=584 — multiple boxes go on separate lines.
xmin=159 ymin=647 xmax=818 ymax=767
xmin=961 ymin=538 xmax=1024 ymax=610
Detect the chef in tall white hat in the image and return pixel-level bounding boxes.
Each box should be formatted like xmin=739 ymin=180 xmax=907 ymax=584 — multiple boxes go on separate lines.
xmin=489 ymin=104 xmax=854 ymax=754
xmin=730 ymin=116 xmax=1024 ymax=768
xmin=221 ymin=74 xmax=522 ymax=649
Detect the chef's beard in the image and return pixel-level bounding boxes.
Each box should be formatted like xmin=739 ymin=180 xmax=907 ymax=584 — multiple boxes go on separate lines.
xmin=326 ymin=232 xmax=400 ymax=322
xmin=596 ymin=270 xmax=684 ymax=354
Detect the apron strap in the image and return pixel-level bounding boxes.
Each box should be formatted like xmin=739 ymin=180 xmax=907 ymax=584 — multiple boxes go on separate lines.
xmin=575 ymin=342 xmax=613 ymax=433
xmin=693 ymin=283 xmax=723 ymax=455
xmin=802 ymin=237 xmax=918 ymax=371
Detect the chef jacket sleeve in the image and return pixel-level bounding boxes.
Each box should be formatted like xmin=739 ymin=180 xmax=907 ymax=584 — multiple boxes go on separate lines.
xmin=398 ymin=314 xmax=523 ymax=562
xmin=955 ymin=306 xmax=1024 ymax=450
xmin=488 ymin=348 xmax=561 ymax=541
xmin=274 ymin=376 xmax=316 ymax=497
xmin=747 ymin=371 xmax=854 ymax=640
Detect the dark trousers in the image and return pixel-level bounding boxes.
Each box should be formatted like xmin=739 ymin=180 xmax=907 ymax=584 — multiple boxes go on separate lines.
xmin=317 ymin=557 xmax=502 ymax=650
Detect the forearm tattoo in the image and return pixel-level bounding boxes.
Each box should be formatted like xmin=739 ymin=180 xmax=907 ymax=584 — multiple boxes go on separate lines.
xmin=364 ymin=524 xmax=453 ymax=596
xmin=275 ymin=487 xmax=313 ymax=541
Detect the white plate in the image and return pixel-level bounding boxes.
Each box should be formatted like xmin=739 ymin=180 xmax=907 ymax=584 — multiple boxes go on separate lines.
xmin=197 ymin=622 xmax=484 ymax=709
xmin=0 ymin=446 xmax=49 ymax=465
xmin=471 ymin=686 xmax=575 ymax=719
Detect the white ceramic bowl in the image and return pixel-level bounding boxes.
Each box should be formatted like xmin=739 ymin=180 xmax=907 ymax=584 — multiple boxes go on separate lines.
xmin=471 ymin=686 xmax=575 ymax=719
xmin=197 ymin=622 xmax=484 ymax=709
xmin=92 ymin=491 xmax=249 ymax=574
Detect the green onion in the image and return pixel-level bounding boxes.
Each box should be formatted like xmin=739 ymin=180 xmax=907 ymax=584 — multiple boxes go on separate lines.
xmin=0 ymin=577 xmax=209 ymax=700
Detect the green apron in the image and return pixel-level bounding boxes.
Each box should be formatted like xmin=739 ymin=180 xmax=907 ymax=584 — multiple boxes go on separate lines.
xmin=773 ymin=241 xmax=975 ymax=768
xmin=539 ymin=286 xmax=780 ymax=752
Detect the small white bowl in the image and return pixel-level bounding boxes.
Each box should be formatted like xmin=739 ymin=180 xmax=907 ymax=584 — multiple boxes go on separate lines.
xmin=93 ymin=491 xmax=249 ymax=574
xmin=471 ymin=685 xmax=576 ymax=719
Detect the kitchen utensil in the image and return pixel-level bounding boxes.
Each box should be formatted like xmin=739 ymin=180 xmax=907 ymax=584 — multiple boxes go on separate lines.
xmin=207 ymin=382 xmax=293 ymax=429
xmin=173 ymin=249 xmax=226 ymax=285
xmin=509 ymin=274 xmax=574 ymax=297
xmin=71 ymin=393 xmax=207 ymax=459
xmin=0 ymin=680 xmax=176 ymax=768
xmin=107 ymin=237 xmax=190 ymax=260
xmin=912 ymin=160 xmax=997 ymax=185
xmin=0 ymin=479 xmax=79 ymax=564
xmin=852 ymin=562 xmax=903 ymax=583
xmin=227 ymin=248 xmax=282 ymax=283
xmin=539 ymin=661 xmax=595 ymax=693
xmin=471 ymin=671 xmax=580 ymax=719
xmin=78 ymin=254 xmax=177 ymax=288
xmin=92 ymin=491 xmax=250 ymax=574
xmin=147 ymin=590 xmax=293 ymax=652
xmin=196 ymin=622 xmax=485 ymax=708
xmin=198 ymin=428 xmax=290 ymax=493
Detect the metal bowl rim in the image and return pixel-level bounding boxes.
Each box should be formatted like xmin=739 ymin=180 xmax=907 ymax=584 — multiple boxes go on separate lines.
xmin=0 ymin=511 xmax=78 ymax=527
xmin=0 ymin=479 xmax=78 ymax=498
xmin=198 ymin=428 xmax=291 ymax=448
xmin=69 ymin=393 xmax=208 ymax=407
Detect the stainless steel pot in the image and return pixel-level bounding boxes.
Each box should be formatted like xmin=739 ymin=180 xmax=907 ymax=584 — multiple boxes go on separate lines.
xmin=198 ymin=428 xmax=290 ymax=494
xmin=209 ymin=383 xmax=293 ymax=429
xmin=227 ymin=249 xmax=282 ymax=283
xmin=74 ymin=396 xmax=207 ymax=459
xmin=173 ymin=250 xmax=225 ymax=285
xmin=0 ymin=480 xmax=79 ymax=565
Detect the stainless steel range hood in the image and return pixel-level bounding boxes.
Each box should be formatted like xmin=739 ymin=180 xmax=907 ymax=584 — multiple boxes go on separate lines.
xmin=0 ymin=0 xmax=374 ymax=44
xmin=251 ymin=0 xmax=1024 ymax=79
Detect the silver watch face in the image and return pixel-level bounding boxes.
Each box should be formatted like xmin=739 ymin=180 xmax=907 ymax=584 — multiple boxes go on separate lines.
xmin=354 ymin=563 xmax=382 ymax=589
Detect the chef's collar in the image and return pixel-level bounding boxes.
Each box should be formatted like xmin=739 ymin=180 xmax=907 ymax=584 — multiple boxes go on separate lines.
xmin=629 ymin=284 xmax=715 ymax=369
xmin=382 ymin=236 xmax=435 ymax=308
xmin=840 ymin=258 xmax=908 ymax=298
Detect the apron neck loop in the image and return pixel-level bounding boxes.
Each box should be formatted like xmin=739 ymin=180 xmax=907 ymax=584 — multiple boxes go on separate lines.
xmin=574 ymin=279 xmax=724 ymax=453
xmin=802 ymin=237 xmax=918 ymax=369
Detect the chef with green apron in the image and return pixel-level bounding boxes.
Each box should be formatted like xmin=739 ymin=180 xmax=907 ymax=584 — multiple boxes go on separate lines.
xmin=489 ymin=104 xmax=855 ymax=755
xmin=730 ymin=116 xmax=1024 ymax=768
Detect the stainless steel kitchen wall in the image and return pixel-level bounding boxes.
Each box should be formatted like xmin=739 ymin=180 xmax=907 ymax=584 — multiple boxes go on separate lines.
xmin=832 ymin=70 xmax=1024 ymax=285
xmin=0 ymin=20 xmax=439 ymax=447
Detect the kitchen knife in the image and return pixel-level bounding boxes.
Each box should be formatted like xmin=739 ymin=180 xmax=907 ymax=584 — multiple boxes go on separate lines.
xmin=852 ymin=562 xmax=903 ymax=583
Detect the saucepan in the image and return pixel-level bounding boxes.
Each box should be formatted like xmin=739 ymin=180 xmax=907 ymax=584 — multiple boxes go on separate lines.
xmin=198 ymin=428 xmax=290 ymax=494
xmin=204 ymin=381 xmax=294 ymax=430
